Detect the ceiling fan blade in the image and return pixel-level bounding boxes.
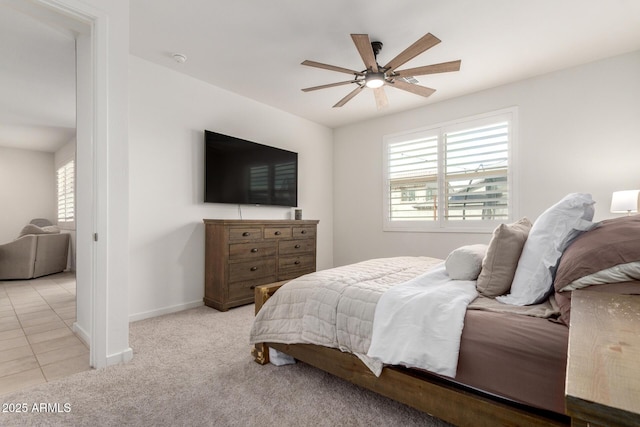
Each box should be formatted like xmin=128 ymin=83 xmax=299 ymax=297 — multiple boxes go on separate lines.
xmin=333 ymin=86 xmax=365 ymax=108
xmin=373 ymin=87 xmax=389 ymax=110
xmin=351 ymin=34 xmax=378 ymax=72
xmin=301 ymin=60 xmax=364 ymax=76
xmin=301 ymin=80 xmax=356 ymax=92
xmin=383 ymin=33 xmax=441 ymax=73
xmin=388 ymin=79 xmax=436 ymax=98
xmin=393 ymin=60 xmax=462 ymax=77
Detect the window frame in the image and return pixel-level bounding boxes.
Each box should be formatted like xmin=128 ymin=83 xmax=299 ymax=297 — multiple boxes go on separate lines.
xmin=382 ymin=107 xmax=518 ymax=233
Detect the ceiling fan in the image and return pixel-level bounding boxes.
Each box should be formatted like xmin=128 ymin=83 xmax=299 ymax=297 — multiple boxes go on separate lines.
xmin=301 ymin=33 xmax=461 ymax=109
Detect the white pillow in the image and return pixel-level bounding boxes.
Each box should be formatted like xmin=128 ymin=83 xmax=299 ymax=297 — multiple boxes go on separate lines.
xmin=496 ymin=193 xmax=596 ymax=306
xmin=445 ymin=244 xmax=488 ymax=280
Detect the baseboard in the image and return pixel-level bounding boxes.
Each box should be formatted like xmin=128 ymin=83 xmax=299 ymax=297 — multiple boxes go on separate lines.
xmin=128 ymin=300 xmax=204 ymax=322
xmin=73 ymin=321 xmax=90 ymax=346
xmin=107 ymin=347 xmax=133 ymax=366
xmin=72 ymin=323 xmax=133 ymax=367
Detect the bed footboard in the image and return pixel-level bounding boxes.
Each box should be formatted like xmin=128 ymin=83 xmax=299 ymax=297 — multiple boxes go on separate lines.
xmin=251 ymin=280 xmax=289 ymax=365
xmin=268 ymin=342 xmax=568 ymax=427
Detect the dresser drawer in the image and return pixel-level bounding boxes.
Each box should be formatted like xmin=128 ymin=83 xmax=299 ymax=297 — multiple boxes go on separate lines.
xmin=279 ymin=239 xmax=315 ymax=255
xmin=279 ymin=254 xmax=315 ymax=272
xmin=279 ymin=266 xmax=315 ymax=281
xmin=229 ymin=228 xmax=262 ymax=241
xmin=228 ymin=277 xmax=277 ymax=302
xmin=229 ymin=259 xmax=276 ymax=283
xmin=264 ymin=227 xmax=292 ymax=239
xmin=229 ymin=242 xmax=277 ymax=260
xmin=292 ymin=226 xmax=316 ymax=239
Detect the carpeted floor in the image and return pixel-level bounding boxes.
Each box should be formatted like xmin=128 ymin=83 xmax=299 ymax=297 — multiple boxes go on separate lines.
xmin=0 ymin=304 xmax=451 ymax=426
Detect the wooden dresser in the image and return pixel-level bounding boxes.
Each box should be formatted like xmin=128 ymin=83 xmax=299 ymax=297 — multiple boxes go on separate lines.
xmin=203 ymin=219 xmax=319 ymax=311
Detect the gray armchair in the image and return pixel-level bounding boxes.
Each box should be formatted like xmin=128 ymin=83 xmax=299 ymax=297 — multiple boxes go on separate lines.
xmin=0 ymin=221 xmax=70 ymax=280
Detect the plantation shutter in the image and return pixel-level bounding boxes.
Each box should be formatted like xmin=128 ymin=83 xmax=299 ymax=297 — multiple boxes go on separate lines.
xmin=387 ymin=134 xmax=439 ymax=221
xmin=57 ymin=160 xmax=75 ymax=223
xmin=444 ymin=122 xmax=509 ymax=221
xmin=383 ymin=108 xmax=515 ymax=231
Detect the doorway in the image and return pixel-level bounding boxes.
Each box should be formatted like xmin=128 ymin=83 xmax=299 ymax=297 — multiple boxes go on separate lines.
xmin=7 ymin=0 xmax=134 ymax=372
xmin=0 ymin=2 xmax=87 ymax=393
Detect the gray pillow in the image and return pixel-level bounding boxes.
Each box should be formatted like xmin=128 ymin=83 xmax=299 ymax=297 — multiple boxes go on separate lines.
xmin=19 ymin=224 xmax=60 ymax=237
xmin=476 ymin=218 xmax=532 ymax=297
xmin=554 ymin=215 xmax=640 ymax=291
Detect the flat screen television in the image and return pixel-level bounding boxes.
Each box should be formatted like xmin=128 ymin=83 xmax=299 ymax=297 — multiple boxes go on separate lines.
xmin=204 ymin=130 xmax=298 ymax=207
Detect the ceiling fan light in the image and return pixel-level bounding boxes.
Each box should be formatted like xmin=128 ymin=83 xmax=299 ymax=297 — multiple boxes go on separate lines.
xmin=365 ymin=72 xmax=385 ymax=88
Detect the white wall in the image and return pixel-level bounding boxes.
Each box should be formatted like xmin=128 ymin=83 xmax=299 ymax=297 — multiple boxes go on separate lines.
xmin=65 ymin=0 xmax=131 ymax=368
xmin=128 ymin=56 xmax=334 ymax=320
xmin=0 ymin=147 xmax=55 ymax=242
xmin=333 ymin=50 xmax=640 ymax=266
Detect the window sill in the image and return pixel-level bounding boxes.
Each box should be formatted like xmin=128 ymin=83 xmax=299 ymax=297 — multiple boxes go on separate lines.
xmin=383 ymin=222 xmax=500 ymax=234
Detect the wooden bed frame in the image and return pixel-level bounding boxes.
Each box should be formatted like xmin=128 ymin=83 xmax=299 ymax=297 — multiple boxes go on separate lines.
xmin=251 ymin=281 xmax=570 ymax=427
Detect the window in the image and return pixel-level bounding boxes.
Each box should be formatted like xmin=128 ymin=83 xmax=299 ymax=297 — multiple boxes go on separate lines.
xmin=57 ymin=160 xmax=75 ymax=225
xmin=383 ymin=108 xmax=517 ymax=232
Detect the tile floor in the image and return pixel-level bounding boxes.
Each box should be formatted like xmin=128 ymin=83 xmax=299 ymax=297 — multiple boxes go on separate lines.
xmin=0 ymin=272 xmax=90 ymax=396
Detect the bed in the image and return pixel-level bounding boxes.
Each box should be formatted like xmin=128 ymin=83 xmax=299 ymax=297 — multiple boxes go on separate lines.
xmin=249 ymin=194 xmax=640 ymax=426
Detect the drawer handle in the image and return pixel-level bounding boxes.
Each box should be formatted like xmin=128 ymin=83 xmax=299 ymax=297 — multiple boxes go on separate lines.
xmin=251 ymin=248 xmax=259 ymax=253
xmin=294 ymin=260 xmax=300 ymax=265
xmin=250 ymin=266 xmax=258 ymax=271
xmin=242 ymin=232 xmax=250 ymax=237
xmin=294 ymin=244 xmax=301 ymax=249
xmin=250 ymin=285 xmax=256 ymax=290
xmin=301 ymin=230 xmax=306 ymax=234
xmin=274 ymin=231 xmax=281 ymax=236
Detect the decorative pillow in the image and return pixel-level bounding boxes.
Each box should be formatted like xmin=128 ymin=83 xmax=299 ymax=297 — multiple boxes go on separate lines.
xmin=41 ymin=225 xmax=61 ymax=234
xmin=476 ymin=218 xmax=532 ymax=298
xmin=19 ymin=224 xmax=60 ymax=237
xmin=445 ymin=244 xmax=488 ymax=280
xmin=496 ymin=193 xmax=596 ymax=306
xmin=29 ymin=218 xmax=53 ymax=227
xmin=554 ymin=215 xmax=640 ymax=291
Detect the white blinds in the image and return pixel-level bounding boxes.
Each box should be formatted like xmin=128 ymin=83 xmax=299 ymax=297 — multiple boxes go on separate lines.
xmin=388 ymin=135 xmax=439 ymax=221
xmin=445 ymin=122 xmax=509 ymax=221
xmin=386 ymin=114 xmax=511 ymax=225
xmin=57 ymin=160 xmax=75 ymax=223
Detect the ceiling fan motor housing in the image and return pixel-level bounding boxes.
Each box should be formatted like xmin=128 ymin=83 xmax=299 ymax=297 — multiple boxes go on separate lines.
xmin=371 ymin=41 xmax=383 ymax=59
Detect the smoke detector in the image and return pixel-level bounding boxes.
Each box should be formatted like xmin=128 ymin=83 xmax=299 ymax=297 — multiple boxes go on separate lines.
xmin=172 ymin=53 xmax=187 ymax=63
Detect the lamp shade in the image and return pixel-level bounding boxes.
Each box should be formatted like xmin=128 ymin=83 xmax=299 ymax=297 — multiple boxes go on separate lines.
xmin=610 ymin=189 xmax=640 ymax=214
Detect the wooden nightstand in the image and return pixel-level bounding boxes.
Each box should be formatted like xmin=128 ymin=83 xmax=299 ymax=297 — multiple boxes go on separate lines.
xmin=565 ymin=290 xmax=640 ymax=427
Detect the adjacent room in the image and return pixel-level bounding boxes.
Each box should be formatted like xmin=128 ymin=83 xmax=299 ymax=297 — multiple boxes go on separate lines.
xmin=1 ymin=0 xmax=639 ymax=426
xmin=0 ymin=2 xmax=86 ymax=394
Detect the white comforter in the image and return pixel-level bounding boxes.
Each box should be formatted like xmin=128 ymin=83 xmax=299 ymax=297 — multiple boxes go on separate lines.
xmin=249 ymin=256 xmax=472 ymax=376
xmin=367 ymin=263 xmax=478 ymax=377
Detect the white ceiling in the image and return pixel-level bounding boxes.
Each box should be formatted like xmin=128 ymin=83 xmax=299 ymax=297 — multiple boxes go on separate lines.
xmin=3 ymin=0 xmax=640 ymax=152
xmin=130 ymin=0 xmax=640 ymax=128
xmin=0 ymin=4 xmax=76 ymax=152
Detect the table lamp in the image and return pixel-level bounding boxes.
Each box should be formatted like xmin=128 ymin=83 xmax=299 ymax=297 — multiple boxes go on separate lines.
xmin=610 ymin=190 xmax=640 ymax=216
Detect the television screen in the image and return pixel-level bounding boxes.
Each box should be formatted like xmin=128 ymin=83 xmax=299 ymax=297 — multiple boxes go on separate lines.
xmin=204 ymin=130 xmax=298 ymax=207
